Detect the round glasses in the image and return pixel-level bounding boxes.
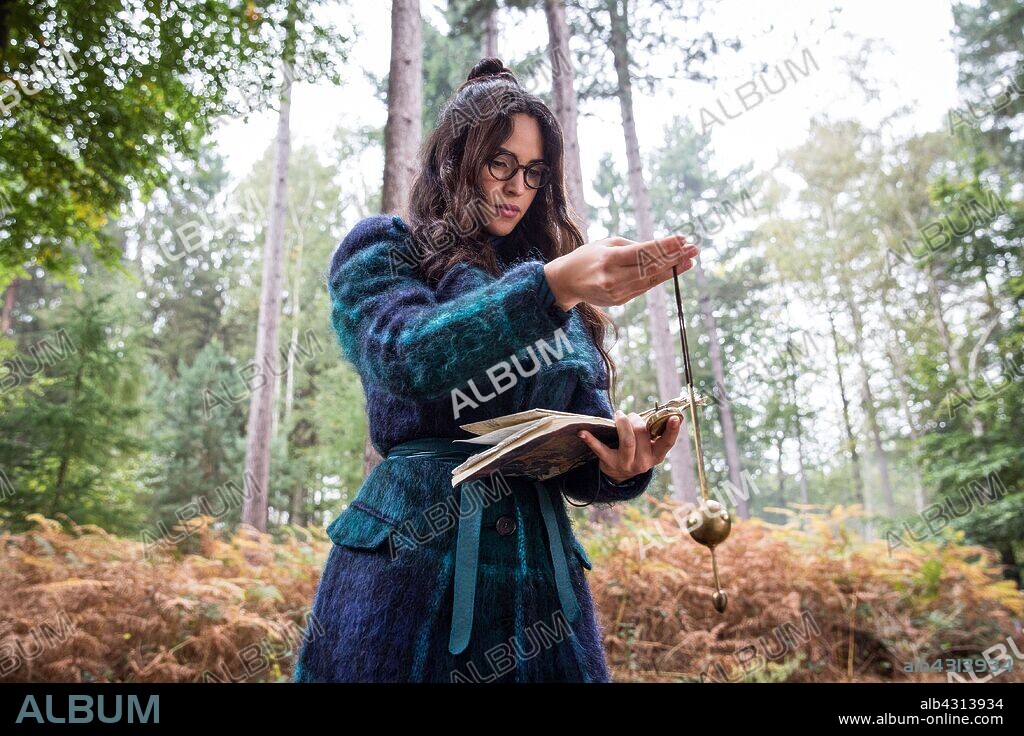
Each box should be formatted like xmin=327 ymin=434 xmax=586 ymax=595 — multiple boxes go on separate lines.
xmin=487 ymin=152 xmax=551 ymax=190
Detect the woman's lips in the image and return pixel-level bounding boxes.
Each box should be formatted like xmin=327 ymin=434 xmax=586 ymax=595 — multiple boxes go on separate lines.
xmin=497 ymin=204 xmax=519 ymax=218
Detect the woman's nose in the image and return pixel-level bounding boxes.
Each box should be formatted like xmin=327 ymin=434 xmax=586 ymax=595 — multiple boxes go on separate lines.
xmin=504 ymin=171 xmax=526 ymax=195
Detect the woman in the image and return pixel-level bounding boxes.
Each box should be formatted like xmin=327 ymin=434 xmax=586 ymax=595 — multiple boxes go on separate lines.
xmin=293 ymin=58 xmax=698 ymax=683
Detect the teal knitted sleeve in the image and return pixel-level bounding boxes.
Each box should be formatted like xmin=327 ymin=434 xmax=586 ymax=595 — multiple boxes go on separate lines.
xmin=562 ymin=454 xmax=656 ymax=505
xmin=328 ymin=215 xmax=574 ymax=401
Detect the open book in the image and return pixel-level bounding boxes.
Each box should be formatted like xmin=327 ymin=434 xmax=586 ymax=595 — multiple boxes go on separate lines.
xmin=450 ymin=393 xmax=709 ymax=486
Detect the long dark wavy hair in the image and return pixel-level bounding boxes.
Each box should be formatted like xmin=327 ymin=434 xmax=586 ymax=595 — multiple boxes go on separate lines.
xmin=405 ymin=57 xmax=621 ymax=405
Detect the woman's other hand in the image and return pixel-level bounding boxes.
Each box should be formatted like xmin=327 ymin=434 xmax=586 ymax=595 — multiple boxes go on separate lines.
xmin=543 ymin=234 xmax=699 ymax=311
xmin=577 ymin=410 xmax=683 ymax=483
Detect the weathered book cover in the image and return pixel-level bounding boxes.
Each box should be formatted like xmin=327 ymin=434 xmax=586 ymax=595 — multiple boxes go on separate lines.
xmin=450 ymin=393 xmax=708 ymax=485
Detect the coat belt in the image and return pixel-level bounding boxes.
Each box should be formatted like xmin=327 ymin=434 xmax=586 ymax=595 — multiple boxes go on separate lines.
xmin=384 ymin=437 xmax=582 ymax=656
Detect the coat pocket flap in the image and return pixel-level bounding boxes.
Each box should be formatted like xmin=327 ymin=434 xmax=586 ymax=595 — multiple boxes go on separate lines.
xmin=327 ymin=502 xmax=398 ymax=550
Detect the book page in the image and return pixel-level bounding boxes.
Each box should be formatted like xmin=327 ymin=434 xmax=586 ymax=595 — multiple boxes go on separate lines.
xmin=452 ymin=415 xmax=618 ymax=485
xmin=458 ymin=407 xmax=592 ymax=436
xmin=451 ymin=416 xmax=559 ymax=485
xmin=450 ymin=392 xmax=708 ymax=486
xmin=453 ymin=419 xmax=547 ymax=445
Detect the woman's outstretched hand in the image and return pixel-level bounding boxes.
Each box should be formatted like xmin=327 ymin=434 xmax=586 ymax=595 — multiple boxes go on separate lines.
xmin=544 ymin=234 xmax=699 ymax=311
xmin=577 ymin=410 xmax=683 ymax=484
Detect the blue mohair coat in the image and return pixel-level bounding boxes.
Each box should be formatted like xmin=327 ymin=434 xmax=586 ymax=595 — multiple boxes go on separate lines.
xmin=292 ymin=214 xmax=656 ymax=683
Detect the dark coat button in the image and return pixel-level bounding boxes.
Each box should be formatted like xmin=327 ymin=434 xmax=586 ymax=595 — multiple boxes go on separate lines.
xmin=495 ymin=515 xmax=516 ymax=536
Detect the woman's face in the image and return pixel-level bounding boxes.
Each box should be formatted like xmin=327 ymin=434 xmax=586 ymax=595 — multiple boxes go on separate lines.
xmin=479 ymin=113 xmax=545 ymax=237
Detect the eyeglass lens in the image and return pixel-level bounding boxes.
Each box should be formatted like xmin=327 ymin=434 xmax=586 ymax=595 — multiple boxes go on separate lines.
xmin=489 ymin=153 xmax=549 ymax=188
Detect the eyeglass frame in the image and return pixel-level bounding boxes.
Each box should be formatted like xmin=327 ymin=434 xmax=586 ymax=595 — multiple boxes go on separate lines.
xmin=486 ymin=150 xmax=552 ymax=190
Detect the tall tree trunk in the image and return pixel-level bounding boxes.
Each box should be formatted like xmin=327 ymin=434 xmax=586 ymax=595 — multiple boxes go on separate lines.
xmin=242 ymin=7 xmax=297 ymax=532
xmin=544 ymin=0 xmax=588 ymax=240
xmin=271 ymin=344 xmax=283 ymax=440
xmin=482 ymin=4 xmax=498 ymax=58
xmin=383 ymin=0 xmax=423 ymax=221
xmin=979 ymin=260 xmax=1001 ymax=320
xmin=693 ymin=257 xmax=746 ymax=517
xmin=827 ymin=307 xmax=869 ymax=536
xmin=52 ymin=354 xmax=86 ymax=517
xmin=925 ymin=261 xmax=964 ymax=377
xmin=1 ymin=280 xmax=16 ymax=334
xmin=775 ymin=433 xmax=784 ymax=498
xmin=924 ymin=259 xmax=985 ymax=436
xmin=283 ymin=233 xmax=305 ymax=436
xmin=838 ymin=272 xmax=894 ymax=515
xmin=898 ymin=205 xmax=971 ymax=384
xmin=877 ymin=276 xmax=926 ymax=512
xmin=285 ymin=230 xmax=306 ymax=525
xmin=859 ymin=373 xmax=893 ymax=512
xmin=364 ymin=0 xmax=423 ymax=478
xmin=885 ymin=342 xmax=926 ymax=512
xmin=607 ymin=0 xmax=696 ymax=503
xmin=785 ymin=339 xmax=810 ymax=505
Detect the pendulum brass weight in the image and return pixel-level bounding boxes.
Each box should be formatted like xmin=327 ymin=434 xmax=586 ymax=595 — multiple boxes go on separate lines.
xmin=651 ymin=259 xmax=732 ymax=614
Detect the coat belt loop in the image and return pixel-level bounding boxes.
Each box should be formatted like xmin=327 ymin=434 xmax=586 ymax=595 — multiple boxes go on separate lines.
xmin=449 ymin=478 xmax=482 ymax=656
xmin=534 ymin=480 xmax=581 ymax=626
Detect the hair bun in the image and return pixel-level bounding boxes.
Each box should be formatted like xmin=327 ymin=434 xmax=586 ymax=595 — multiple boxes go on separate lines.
xmin=466 ymin=57 xmax=519 ymax=85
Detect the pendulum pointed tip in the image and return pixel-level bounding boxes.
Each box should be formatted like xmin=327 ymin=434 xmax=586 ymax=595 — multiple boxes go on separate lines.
xmin=713 ymin=590 xmax=728 ymax=613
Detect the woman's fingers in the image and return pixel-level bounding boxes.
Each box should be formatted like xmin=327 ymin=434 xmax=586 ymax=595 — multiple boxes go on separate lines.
xmin=611 ymin=234 xmax=685 ymax=264
xmin=577 ymin=427 xmax=616 ymax=467
xmin=627 ymin=411 xmax=654 ymax=468
xmin=578 ymin=411 xmax=637 ymax=471
xmin=572 ymin=234 xmax=699 ymax=308
xmin=616 ymin=410 xmax=640 ymax=469
xmin=652 ymin=416 xmax=683 ymax=462
xmin=618 ymin=259 xmax=694 ymax=304
xmin=579 ymin=411 xmax=680 ymax=474
xmin=635 ymin=251 xmax=697 ymax=290
xmin=612 ymin=235 xmax=697 ymax=277
xmin=613 ymin=237 xmax=699 ymax=299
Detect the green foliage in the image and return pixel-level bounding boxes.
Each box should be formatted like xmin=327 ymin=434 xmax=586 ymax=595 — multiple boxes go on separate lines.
xmin=146 ymin=341 xmax=247 ymax=527
xmin=0 ymin=286 xmax=149 ymax=533
xmin=916 ymin=1 xmax=1024 ymax=572
xmin=0 ymin=0 xmax=349 ymax=284
xmin=950 ymin=0 xmax=1024 ymax=170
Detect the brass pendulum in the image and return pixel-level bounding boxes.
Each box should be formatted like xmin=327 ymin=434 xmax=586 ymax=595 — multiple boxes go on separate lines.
xmin=671 ymin=262 xmax=731 ymax=613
